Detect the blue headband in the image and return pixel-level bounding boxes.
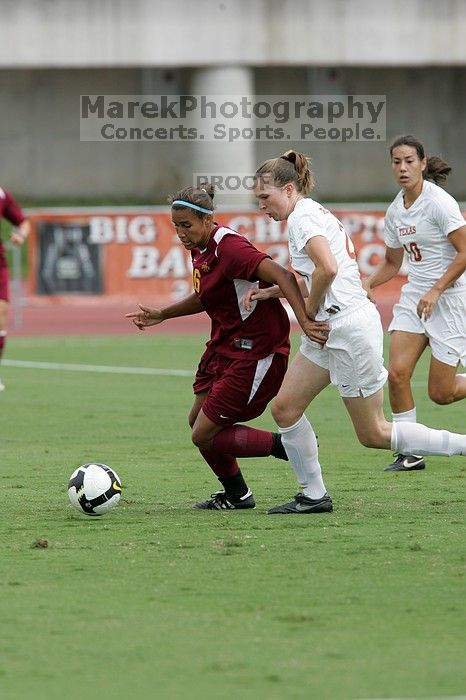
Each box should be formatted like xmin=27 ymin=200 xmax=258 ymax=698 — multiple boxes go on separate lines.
xmin=172 ymin=200 xmax=213 ymax=214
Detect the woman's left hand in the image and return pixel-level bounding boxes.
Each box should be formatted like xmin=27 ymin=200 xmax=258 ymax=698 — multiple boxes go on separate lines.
xmin=417 ymin=288 xmax=441 ymax=320
xmin=301 ymin=318 xmax=330 ymax=346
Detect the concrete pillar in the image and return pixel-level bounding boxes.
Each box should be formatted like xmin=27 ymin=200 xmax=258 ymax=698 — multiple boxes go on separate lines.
xmin=189 ymin=66 xmax=256 ymax=207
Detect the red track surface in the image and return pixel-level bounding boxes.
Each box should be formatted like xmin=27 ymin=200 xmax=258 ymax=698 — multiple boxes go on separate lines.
xmin=9 ymin=294 xmax=394 ymax=337
xmin=8 ymin=298 xmax=211 ymax=336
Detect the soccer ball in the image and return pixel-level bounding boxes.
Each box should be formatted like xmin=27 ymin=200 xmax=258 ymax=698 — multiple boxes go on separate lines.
xmin=68 ymin=463 xmax=122 ymax=516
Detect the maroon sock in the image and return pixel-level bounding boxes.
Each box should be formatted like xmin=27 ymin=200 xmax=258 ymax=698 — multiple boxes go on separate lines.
xmin=0 ymin=330 xmax=6 ymax=355
xmin=199 ymin=449 xmax=240 ymax=479
xmin=212 ymin=425 xmax=274 ymax=458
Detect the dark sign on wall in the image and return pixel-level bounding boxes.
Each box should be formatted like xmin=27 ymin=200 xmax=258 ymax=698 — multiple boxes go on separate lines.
xmin=36 ymin=222 xmax=103 ymax=294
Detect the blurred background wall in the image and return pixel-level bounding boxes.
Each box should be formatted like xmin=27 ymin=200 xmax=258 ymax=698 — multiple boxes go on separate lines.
xmin=1 ymin=0 xmax=465 ymax=202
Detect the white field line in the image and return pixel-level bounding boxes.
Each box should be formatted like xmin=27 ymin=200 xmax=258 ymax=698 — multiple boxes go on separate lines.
xmin=358 ymin=697 xmax=466 ymax=700
xmin=3 ymin=358 xmax=430 ymax=385
xmin=3 ymin=359 xmax=193 ymax=377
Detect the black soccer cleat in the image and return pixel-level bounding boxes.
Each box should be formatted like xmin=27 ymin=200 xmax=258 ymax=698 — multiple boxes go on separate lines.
xmin=384 ymin=453 xmax=426 ymax=472
xmin=194 ymin=488 xmax=256 ymax=510
xmin=267 ymin=492 xmax=333 ymax=514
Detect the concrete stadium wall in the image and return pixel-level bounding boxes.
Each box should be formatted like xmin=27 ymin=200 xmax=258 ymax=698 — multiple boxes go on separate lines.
xmin=1 ymin=0 xmax=466 ymax=67
xmin=1 ymin=65 xmax=465 ymax=201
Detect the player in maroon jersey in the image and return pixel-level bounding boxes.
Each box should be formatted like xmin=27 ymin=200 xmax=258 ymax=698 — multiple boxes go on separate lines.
xmin=126 ymin=184 xmax=326 ymax=510
xmin=0 ymin=188 xmax=30 ymax=391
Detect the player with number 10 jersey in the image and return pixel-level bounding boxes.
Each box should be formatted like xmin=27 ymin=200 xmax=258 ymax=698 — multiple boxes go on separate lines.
xmin=383 ymin=168 xmax=466 ymax=368
xmin=384 ymin=178 xmax=466 ymax=295
xmin=364 ymin=135 xmax=466 ymax=472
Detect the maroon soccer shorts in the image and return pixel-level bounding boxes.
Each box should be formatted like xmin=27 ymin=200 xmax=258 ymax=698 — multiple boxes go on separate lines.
xmin=193 ymin=349 xmax=288 ymax=426
xmin=0 ymin=260 xmax=9 ymax=302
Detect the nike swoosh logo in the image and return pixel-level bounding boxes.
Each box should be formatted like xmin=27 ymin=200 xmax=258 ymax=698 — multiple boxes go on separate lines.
xmin=113 ymin=482 xmax=122 ymax=491
xmin=296 ymin=502 xmax=314 ymax=511
xmin=402 ymin=457 xmax=424 ymax=468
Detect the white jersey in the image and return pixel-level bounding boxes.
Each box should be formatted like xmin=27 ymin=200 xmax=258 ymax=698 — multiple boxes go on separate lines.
xmin=287 ymin=198 xmax=367 ymax=321
xmin=384 ymin=180 xmax=466 ymax=294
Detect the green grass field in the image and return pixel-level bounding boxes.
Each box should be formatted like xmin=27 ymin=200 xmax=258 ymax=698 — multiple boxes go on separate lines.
xmin=1 ymin=333 xmax=465 ymax=700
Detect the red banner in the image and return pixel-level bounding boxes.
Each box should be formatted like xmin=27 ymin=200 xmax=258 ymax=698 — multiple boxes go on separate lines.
xmin=28 ymin=207 xmax=404 ymax=303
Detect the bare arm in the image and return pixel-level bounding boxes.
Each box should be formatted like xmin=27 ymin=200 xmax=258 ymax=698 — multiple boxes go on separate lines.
xmin=244 ymin=274 xmax=308 ymax=307
xmin=10 ymin=219 xmax=31 ymax=246
xmin=418 ymin=225 xmax=466 ymax=320
xmin=126 ymin=293 xmax=204 ymax=331
xmin=364 ymin=246 xmax=404 ymax=292
xmin=254 ymin=258 xmax=329 ymax=345
xmin=303 ymin=236 xmax=337 ymax=320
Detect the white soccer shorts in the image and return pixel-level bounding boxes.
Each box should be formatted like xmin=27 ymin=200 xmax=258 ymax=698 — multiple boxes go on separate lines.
xmin=389 ymin=288 xmax=466 ymax=368
xmin=300 ymin=300 xmax=388 ymax=398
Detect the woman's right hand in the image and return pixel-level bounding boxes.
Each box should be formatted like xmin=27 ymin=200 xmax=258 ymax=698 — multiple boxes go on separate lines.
xmin=243 ymin=286 xmax=273 ymax=311
xmin=125 ymin=304 xmax=164 ymax=330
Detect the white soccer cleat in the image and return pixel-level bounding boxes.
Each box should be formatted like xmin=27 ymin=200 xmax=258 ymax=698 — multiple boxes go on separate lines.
xmin=0 ymin=378 xmax=5 ymax=391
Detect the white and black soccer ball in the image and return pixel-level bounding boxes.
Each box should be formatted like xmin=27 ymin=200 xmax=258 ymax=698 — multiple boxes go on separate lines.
xmin=68 ymin=463 xmax=122 ymax=516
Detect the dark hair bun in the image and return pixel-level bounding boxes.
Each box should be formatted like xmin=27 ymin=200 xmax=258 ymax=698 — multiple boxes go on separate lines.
xmin=198 ymin=182 xmax=215 ymax=200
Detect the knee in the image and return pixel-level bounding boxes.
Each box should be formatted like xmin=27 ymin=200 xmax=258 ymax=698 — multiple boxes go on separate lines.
xmin=428 ymin=387 xmax=454 ymax=405
xmin=388 ymin=364 xmax=411 ymax=388
xmin=191 ymin=427 xmax=208 ymax=451
xmin=355 ymin=424 xmax=387 ymax=449
xmin=357 ymin=433 xmax=380 ymax=449
xmin=271 ymin=397 xmax=300 ymax=427
xmin=359 ymin=435 xmax=381 ymax=449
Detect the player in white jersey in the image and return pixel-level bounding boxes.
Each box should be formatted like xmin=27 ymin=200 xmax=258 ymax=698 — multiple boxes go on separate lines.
xmin=247 ymin=150 xmax=466 ymax=514
xmin=364 ymin=136 xmax=466 ymax=472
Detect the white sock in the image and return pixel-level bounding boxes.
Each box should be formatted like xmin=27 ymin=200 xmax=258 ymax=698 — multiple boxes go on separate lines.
xmin=392 ymin=408 xmax=420 ymax=456
xmin=279 ymin=415 xmax=327 ymax=499
xmin=392 ymin=407 xmax=417 ymax=423
xmin=391 ymin=422 xmax=466 ymax=457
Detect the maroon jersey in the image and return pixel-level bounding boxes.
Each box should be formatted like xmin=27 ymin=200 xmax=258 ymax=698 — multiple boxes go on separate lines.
xmin=0 ymin=188 xmax=26 ymax=264
xmin=191 ymin=225 xmax=290 ymax=360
